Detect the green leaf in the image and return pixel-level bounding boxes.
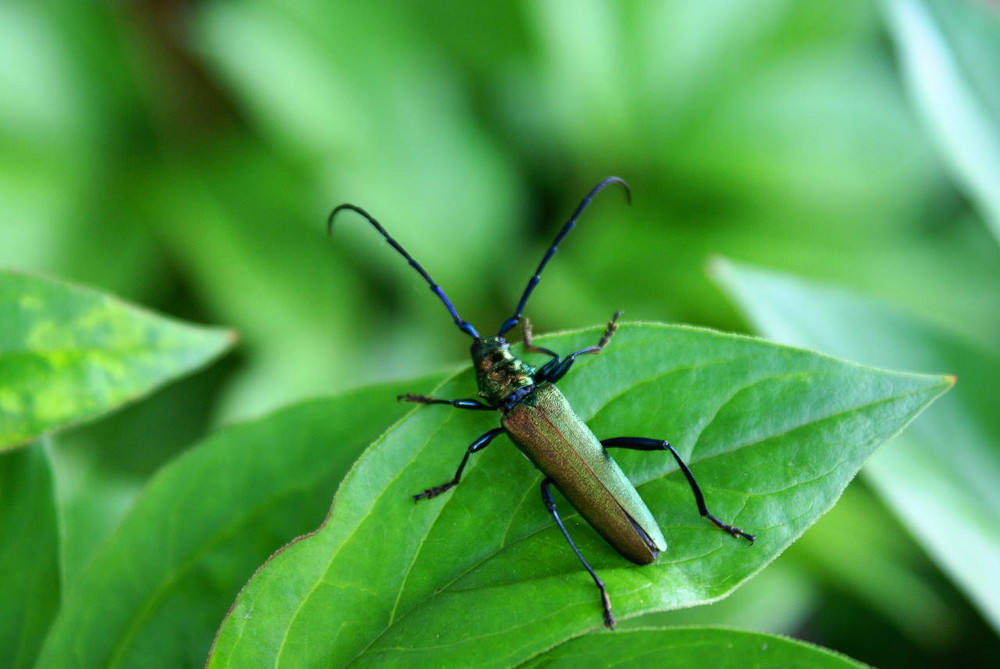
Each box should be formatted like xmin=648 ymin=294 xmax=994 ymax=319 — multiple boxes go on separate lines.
xmin=0 ymin=441 xmax=59 ymax=669
xmin=883 ymin=0 xmax=1000 ymax=240
xmin=207 ymin=323 xmax=949 ymax=667
xmin=623 ymin=558 xmax=818 ymax=635
xmin=521 ymin=626 xmax=867 ymax=668
xmin=0 ymin=270 xmax=235 ymax=450
xmin=712 ymin=257 xmax=1000 ymax=632
xmin=34 ymin=375 xmax=446 ymax=669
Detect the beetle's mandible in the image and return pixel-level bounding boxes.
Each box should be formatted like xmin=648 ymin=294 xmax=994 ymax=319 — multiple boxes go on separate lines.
xmin=328 ymin=177 xmax=754 ymax=629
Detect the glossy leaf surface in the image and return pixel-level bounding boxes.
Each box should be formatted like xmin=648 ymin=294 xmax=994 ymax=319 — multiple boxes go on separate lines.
xmin=205 ymin=324 xmax=949 ymax=667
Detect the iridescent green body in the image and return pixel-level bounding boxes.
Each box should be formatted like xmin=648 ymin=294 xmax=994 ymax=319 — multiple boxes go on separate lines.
xmin=473 ymin=336 xmax=667 ymax=564
xmin=329 ymin=177 xmax=752 ymax=630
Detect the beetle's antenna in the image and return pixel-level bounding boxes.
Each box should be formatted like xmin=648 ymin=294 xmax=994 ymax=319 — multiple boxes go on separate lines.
xmin=328 ymin=204 xmax=480 ymax=339
xmin=498 ymin=177 xmax=631 ymax=336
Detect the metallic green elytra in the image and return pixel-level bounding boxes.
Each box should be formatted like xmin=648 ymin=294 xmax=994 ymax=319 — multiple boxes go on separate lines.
xmin=472 ymin=333 xmax=667 ymax=565
xmin=503 ymin=381 xmax=668 ymax=563
xmin=328 ymin=177 xmax=754 ymax=629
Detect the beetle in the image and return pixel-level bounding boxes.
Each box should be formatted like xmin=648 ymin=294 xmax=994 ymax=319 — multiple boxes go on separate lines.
xmin=328 ymin=177 xmax=754 ymax=628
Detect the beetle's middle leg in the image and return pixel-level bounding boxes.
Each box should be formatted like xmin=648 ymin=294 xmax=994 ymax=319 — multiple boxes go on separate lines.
xmin=536 ymin=311 xmax=623 ymax=384
xmin=413 ymin=427 xmax=504 ymax=501
xmin=601 ymin=437 xmax=755 ymax=543
xmin=541 ymin=478 xmax=616 ymax=629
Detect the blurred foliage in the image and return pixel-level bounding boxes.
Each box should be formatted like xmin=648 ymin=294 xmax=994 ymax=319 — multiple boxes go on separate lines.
xmin=1 ymin=0 xmax=998 ymax=667
xmin=715 ymin=256 xmax=1000 ymax=636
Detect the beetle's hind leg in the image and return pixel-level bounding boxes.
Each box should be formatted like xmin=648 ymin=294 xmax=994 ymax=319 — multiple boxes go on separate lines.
xmin=398 ymin=394 xmax=494 ymax=410
xmin=541 ymin=478 xmax=616 ymax=629
xmin=601 ymin=437 xmax=755 ymax=543
xmin=413 ymin=428 xmax=504 ymax=501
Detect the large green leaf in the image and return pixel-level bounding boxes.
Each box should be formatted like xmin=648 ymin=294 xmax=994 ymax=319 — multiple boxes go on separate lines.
xmin=206 ymin=323 xmax=949 ymax=667
xmin=34 ymin=375 xmax=445 ymax=669
xmin=713 ymin=257 xmax=1000 ymax=632
xmin=0 ymin=270 xmax=234 ymax=450
xmin=0 ymin=441 xmax=58 ymax=669
xmin=884 ymin=0 xmax=1000 ymax=240
xmin=521 ymin=626 xmax=866 ymax=668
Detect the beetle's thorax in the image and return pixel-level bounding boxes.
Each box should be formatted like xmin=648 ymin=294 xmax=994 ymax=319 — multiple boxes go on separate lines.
xmin=471 ymin=336 xmax=535 ymax=410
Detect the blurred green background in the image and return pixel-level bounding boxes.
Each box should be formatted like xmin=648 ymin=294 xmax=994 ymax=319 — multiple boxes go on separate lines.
xmin=2 ymin=0 xmax=998 ymax=666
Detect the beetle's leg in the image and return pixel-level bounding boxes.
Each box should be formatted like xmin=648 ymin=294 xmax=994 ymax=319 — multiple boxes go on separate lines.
xmin=398 ymin=394 xmax=494 ymax=411
xmin=413 ymin=428 xmax=504 ymax=501
xmin=537 ymin=311 xmax=623 ymax=384
xmin=521 ymin=317 xmax=559 ymax=358
xmin=601 ymin=437 xmax=755 ymax=543
xmin=541 ymin=478 xmax=616 ymax=629
xmin=594 ymin=310 xmax=623 ymax=350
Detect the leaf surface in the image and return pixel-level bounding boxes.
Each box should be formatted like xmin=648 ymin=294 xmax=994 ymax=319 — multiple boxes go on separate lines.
xmin=0 ymin=270 xmax=234 ymax=450
xmin=204 ymin=323 xmax=950 ymax=667
xmin=33 ymin=375 xmax=445 ymax=669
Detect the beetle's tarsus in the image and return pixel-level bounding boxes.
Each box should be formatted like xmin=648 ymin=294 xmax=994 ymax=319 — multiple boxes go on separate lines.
xmin=706 ymin=514 xmax=755 ymax=543
xmin=601 ymin=591 xmax=616 ymax=629
xmin=596 ymin=311 xmax=622 ymax=350
xmin=413 ymin=483 xmax=455 ymax=501
xmin=730 ymin=526 xmax=755 ymax=544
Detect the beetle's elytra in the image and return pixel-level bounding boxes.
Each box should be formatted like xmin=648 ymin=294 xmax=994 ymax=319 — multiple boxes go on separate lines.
xmin=329 ymin=177 xmax=753 ymax=628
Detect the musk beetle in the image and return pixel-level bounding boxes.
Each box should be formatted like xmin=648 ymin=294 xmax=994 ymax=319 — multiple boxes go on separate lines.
xmin=328 ymin=177 xmax=754 ymax=628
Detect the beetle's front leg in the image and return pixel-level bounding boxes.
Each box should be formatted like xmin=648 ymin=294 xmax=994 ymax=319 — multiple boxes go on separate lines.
xmin=537 ymin=311 xmax=623 ymax=384
xmin=398 ymin=394 xmax=494 ymax=410
xmin=413 ymin=428 xmax=504 ymax=501
xmin=541 ymin=478 xmax=616 ymax=629
xmin=521 ymin=317 xmax=559 ymax=359
xmin=601 ymin=437 xmax=755 ymax=543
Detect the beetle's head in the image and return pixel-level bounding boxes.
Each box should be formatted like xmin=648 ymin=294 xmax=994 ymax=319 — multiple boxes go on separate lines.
xmin=471 ymin=335 xmax=507 ymax=363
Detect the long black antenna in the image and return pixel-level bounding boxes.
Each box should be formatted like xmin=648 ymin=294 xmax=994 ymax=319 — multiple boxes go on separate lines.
xmin=328 ymin=204 xmax=480 ymax=339
xmin=498 ymin=177 xmax=631 ymax=336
